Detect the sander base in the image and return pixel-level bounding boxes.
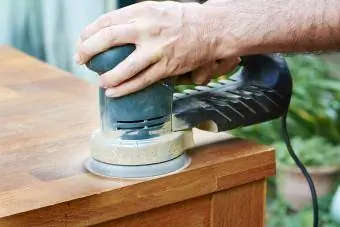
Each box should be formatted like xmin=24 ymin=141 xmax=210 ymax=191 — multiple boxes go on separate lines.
xmin=84 ymin=153 xmax=191 ymax=180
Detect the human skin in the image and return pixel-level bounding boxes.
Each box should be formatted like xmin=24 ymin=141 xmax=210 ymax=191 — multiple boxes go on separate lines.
xmin=75 ymin=0 xmax=340 ymax=97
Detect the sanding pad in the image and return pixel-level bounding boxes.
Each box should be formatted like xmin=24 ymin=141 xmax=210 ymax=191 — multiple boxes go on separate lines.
xmin=84 ymin=153 xmax=191 ymax=180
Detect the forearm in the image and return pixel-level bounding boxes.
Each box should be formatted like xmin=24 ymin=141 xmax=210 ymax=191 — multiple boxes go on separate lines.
xmin=203 ymin=0 xmax=340 ymax=56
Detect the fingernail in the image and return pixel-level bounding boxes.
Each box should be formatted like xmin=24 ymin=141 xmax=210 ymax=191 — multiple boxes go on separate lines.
xmin=234 ymin=57 xmax=241 ymax=65
xmin=73 ymin=54 xmax=83 ymax=64
xmin=105 ymin=88 xmax=116 ymax=97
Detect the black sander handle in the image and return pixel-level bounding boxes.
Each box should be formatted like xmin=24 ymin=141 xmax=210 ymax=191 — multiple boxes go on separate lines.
xmin=172 ymin=54 xmax=293 ymax=131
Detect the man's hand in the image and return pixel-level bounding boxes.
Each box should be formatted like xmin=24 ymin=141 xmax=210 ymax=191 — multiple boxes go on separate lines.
xmin=75 ymin=0 xmax=340 ymax=98
xmin=75 ymin=1 xmax=240 ymax=97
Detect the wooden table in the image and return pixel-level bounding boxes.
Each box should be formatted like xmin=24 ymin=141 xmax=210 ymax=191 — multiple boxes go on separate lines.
xmin=0 ymin=46 xmax=276 ymax=227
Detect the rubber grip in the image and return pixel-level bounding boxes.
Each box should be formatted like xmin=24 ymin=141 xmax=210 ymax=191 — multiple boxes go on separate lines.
xmin=86 ymin=45 xmax=136 ymax=74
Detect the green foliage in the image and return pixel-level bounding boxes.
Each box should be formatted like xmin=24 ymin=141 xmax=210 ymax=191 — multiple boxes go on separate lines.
xmin=231 ymin=54 xmax=340 ymax=145
xmin=274 ymin=136 xmax=340 ymax=167
xmin=267 ymin=193 xmax=339 ymax=227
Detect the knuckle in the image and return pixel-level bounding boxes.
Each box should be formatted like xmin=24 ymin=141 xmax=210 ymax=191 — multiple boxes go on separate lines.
xmin=77 ymin=49 xmax=90 ymax=60
xmin=97 ymin=13 xmax=112 ymax=28
xmin=141 ymin=74 xmax=155 ymax=88
xmin=135 ymin=1 xmax=158 ymax=13
xmin=100 ymin=27 xmax=115 ymax=42
xmin=129 ymin=64 xmax=139 ymax=76
xmin=80 ymin=28 xmax=91 ymax=41
xmin=136 ymin=21 xmax=154 ymax=34
xmin=140 ymin=1 xmax=154 ymax=7
xmin=110 ymin=78 xmax=120 ymax=87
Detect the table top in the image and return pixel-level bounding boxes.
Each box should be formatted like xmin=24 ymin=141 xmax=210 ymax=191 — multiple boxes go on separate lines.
xmin=0 ymin=46 xmax=275 ymax=226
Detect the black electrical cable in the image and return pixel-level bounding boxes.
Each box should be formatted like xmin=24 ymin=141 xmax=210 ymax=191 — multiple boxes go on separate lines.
xmin=280 ymin=112 xmax=319 ymax=227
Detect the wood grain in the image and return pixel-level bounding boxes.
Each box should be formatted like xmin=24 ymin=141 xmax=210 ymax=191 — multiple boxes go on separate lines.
xmin=96 ymin=180 xmax=267 ymax=227
xmin=97 ymin=194 xmax=212 ymax=227
xmin=211 ymin=179 xmax=266 ymax=227
xmin=0 ymin=46 xmax=276 ymax=226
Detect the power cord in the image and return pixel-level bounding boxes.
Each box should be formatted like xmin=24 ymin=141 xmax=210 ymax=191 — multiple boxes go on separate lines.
xmin=280 ymin=112 xmax=319 ymax=227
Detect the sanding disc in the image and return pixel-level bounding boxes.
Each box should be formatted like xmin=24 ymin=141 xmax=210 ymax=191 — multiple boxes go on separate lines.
xmin=84 ymin=153 xmax=191 ymax=180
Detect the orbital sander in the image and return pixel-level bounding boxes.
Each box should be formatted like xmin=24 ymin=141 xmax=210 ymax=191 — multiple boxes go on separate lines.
xmin=84 ymin=41 xmax=292 ymax=179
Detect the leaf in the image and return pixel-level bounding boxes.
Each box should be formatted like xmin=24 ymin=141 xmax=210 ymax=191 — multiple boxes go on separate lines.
xmin=308 ymin=79 xmax=340 ymax=92
xmin=298 ymin=209 xmax=314 ymax=227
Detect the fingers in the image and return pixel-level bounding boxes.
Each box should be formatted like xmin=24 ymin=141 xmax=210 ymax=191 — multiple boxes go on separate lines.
xmin=80 ymin=13 xmax=112 ymax=42
xmin=75 ymin=24 xmax=138 ymax=64
xmin=175 ymin=73 xmax=195 ymax=85
xmin=176 ymin=57 xmax=241 ymax=85
xmin=79 ymin=2 xmax=148 ymax=42
xmin=79 ymin=8 xmax=132 ymax=42
xmin=99 ymin=48 xmax=161 ymax=88
xmin=104 ymin=56 xmax=241 ymax=97
xmin=191 ymin=57 xmax=241 ymax=85
xmin=214 ymin=57 xmax=241 ymax=76
xmin=191 ymin=61 xmax=219 ymax=85
xmin=105 ymin=63 xmax=164 ymax=97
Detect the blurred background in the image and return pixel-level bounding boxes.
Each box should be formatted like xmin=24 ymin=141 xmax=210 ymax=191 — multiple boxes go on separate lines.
xmin=1 ymin=0 xmax=340 ymax=226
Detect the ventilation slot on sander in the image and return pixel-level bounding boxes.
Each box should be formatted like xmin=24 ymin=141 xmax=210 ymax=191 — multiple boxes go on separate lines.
xmin=116 ymin=115 xmax=170 ymax=130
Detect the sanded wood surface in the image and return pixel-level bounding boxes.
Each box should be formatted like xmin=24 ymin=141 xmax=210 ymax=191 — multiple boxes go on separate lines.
xmin=0 ymin=46 xmax=276 ymax=226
